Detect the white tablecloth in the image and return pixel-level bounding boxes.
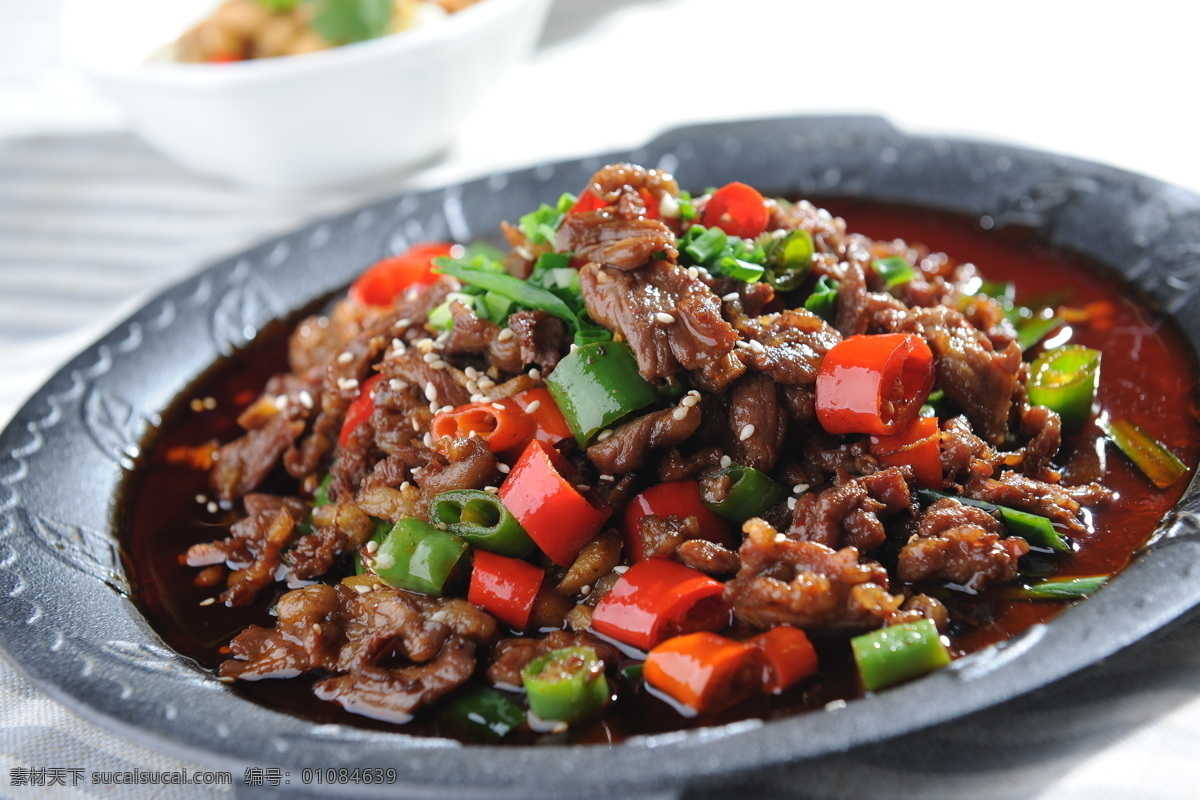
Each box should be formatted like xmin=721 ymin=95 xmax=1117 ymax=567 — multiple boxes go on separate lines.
xmin=3 ymin=1 xmax=1200 ymax=797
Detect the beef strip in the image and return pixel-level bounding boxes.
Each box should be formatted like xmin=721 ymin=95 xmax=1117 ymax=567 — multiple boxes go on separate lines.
xmin=586 ymin=401 xmax=702 ymax=475
xmin=580 ymin=260 xmax=745 ymax=391
xmin=727 ymin=372 xmax=788 ymax=472
xmin=787 ymin=467 xmax=912 ymax=552
xmin=898 ymin=498 xmax=1028 ymax=591
xmin=733 ymin=308 xmax=841 ymax=387
xmin=210 ymin=414 xmax=305 ymax=501
xmin=724 ymin=518 xmax=905 ymax=634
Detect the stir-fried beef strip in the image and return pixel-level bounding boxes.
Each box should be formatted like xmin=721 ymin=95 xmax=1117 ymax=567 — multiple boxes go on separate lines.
xmin=180 ymin=162 xmax=1135 ymax=732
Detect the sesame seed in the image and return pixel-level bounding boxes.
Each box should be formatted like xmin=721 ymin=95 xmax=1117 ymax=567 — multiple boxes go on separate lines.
xmin=528 ymin=368 xmax=542 ymax=381
xmin=430 ymin=359 xmax=447 ymax=370
xmin=497 ymin=463 xmax=510 ymax=474
xmin=484 ymin=486 xmax=499 ymax=493
xmin=411 ymin=418 xmax=421 ymax=431
xmin=681 ymin=394 xmax=699 ymax=408
xmin=195 ymin=494 xmax=207 ymax=504
xmin=597 ymin=429 xmax=614 ymax=441
xmin=672 ymin=407 xmax=687 ymax=421
xmin=336 ymin=377 xmax=359 ymax=391
xmin=470 ymin=394 xmax=486 ymax=403
xmin=206 ymin=501 xmax=219 ymax=514
xmin=391 ymin=338 xmax=407 ymax=352
xmin=389 ymin=379 xmax=407 ymax=391
xmin=580 ymin=585 xmax=592 ymax=596
xmin=299 ymin=391 xmax=314 ymax=409
xmin=366 ymin=540 xmax=379 ymax=554
xmin=465 ymin=366 xmax=480 ymax=379
xmin=721 ymin=292 xmax=740 ymax=302
xmin=434 ymin=522 xmax=449 ymax=531
xmin=720 ymin=455 xmax=732 ymax=468
xmin=735 ymin=340 xmax=751 ymax=349
xmin=425 ymin=384 xmax=439 ymax=402
xmin=687 ymin=267 xmax=700 ymax=279
xmin=216 ymin=676 xmax=235 ymax=683
xmin=312 ymin=623 xmax=323 ymax=635
xmin=477 ymin=377 xmax=496 ymax=390
xmin=774 ymin=533 xmax=788 ymax=543
xmin=274 ymin=395 xmax=289 ymax=410
xmin=316 ymin=316 xmax=329 ymax=328
xmin=599 ymin=474 xmax=614 ymax=482
xmin=575 ymin=484 xmax=590 ymax=493
xmin=199 ymin=597 xmax=216 ymax=606
xmin=492 ymin=402 xmax=506 ymax=411
xmin=524 ymin=400 xmax=541 ymax=414
xmin=792 ymin=483 xmax=810 ymax=494
xmin=655 ymin=312 xmax=676 ymax=324
xmin=399 ymin=481 xmax=411 ymax=491
xmin=787 ymin=497 xmax=798 ymax=510
xmin=423 ymin=352 xmax=439 ymax=364
xmin=436 ymin=331 xmax=451 ymax=344
xmin=440 ymin=405 xmax=454 ymax=414
xmin=739 ymin=424 xmax=755 ymax=441
xmin=353 ymin=584 xmax=371 ymax=594
xmin=396 ymin=318 xmax=411 ymax=328
xmin=466 ymin=380 xmax=480 ymax=395
xmin=428 ymin=401 xmax=440 ymax=413
xmin=749 ymin=340 xmax=766 ymax=354
xmin=423 ymin=432 xmax=433 ymax=448
xmin=613 ymin=565 xmax=629 ymax=575
xmin=337 ymin=351 xmax=354 ymax=364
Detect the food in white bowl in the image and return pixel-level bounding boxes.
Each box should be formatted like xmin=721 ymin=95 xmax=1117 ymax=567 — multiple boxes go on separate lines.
xmin=60 ymin=0 xmax=551 ymax=186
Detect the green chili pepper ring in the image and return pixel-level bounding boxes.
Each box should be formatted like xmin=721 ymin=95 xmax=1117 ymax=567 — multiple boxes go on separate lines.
xmin=429 ymin=489 xmax=535 ymax=558
xmin=851 ymin=619 xmax=951 ymax=692
xmin=546 ymin=341 xmax=668 ymax=447
xmin=1027 ymin=345 xmax=1101 ymax=431
xmin=520 ymin=646 xmax=611 ymax=725
xmin=701 ymin=464 xmax=788 ymax=522
xmin=372 ymin=518 xmax=470 ymax=596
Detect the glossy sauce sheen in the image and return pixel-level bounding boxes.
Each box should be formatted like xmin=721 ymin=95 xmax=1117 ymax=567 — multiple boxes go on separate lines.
xmin=121 ymin=202 xmax=1200 ymax=744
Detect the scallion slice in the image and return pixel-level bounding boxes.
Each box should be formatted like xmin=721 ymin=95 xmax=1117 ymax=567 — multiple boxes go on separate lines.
xmin=1099 ymin=417 xmax=1189 ymax=489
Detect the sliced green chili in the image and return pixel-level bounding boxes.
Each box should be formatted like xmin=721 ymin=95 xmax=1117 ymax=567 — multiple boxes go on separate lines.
xmin=619 ymin=662 xmax=645 ymax=686
xmin=440 ymin=686 xmax=526 ymax=743
xmin=1026 ymin=345 xmax=1100 ymax=431
xmin=372 ymin=518 xmax=469 ymax=596
xmin=681 ymin=225 xmax=728 ymax=263
xmin=804 ymin=275 xmax=839 ymax=321
xmin=1016 ymin=310 xmax=1063 ymax=352
xmin=761 ymin=230 xmax=814 ymax=291
xmin=355 ymin=516 xmax=396 ymax=575
xmin=429 ymin=489 xmax=535 ymax=558
xmin=1099 ymin=417 xmax=1189 ymax=489
xmin=1012 ymin=575 xmax=1109 ymax=600
xmin=700 ymin=464 xmax=789 ymax=522
xmin=518 ymin=203 xmax=566 ymax=245
xmin=916 ymin=489 xmax=1069 ymax=553
xmin=434 ymin=259 xmax=577 ymax=326
xmin=521 ymin=646 xmax=610 ymax=725
xmin=851 ymin=619 xmax=951 ymax=692
xmin=872 ymin=256 xmax=915 ymax=288
xmin=545 ymin=341 xmax=667 ymax=447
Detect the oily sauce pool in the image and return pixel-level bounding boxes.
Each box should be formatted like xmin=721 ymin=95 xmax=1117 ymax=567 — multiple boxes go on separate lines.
xmin=120 ymin=202 xmax=1200 ymax=744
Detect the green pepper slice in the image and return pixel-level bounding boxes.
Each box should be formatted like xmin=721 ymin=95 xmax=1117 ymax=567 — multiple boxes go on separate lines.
xmin=520 ymin=646 xmax=610 ymax=725
xmin=1099 ymin=417 xmax=1189 ymax=489
xmin=1026 ymin=345 xmax=1101 ymax=431
xmin=440 ymin=686 xmax=526 ymax=743
xmin=761 ymin=230 xmax=814 ymax=291
xmin=1009 ymin=575 xmax=1109 ymax=600
xmin=804 ymin=275 xmax=839 ymax=321
xmin=851 ymin=619 xmax=951 ymax=692
xmin=916 ymin=489 xmax=1069 ymax=553
xmin=545 ymin=341 xmax=667 ymax=447
xmin=700 ymin=464 xmax=789 ymax=522
xmin=429 ymin=490 xmax=535 ymax=558
xmin=355 ymin=516 xmax=397 ymax=575
xmin=372 ymin=518 xmax=469 ymax=596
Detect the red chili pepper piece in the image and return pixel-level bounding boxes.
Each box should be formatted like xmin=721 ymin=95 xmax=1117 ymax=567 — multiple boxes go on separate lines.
xmin=748 ymin=625 xmax=818 ymax=694
xmin=569 ymin=188 xmax=609 ymax=214
xmin=498 ymin=440 xmax=610 ymax=566
xmin=621 ymin=481 xmax=733 ymax=562
xmin=644 ymin=632 xmax=763 ymax=715
xmin=348 ymin=242 xmax=455 ymax=307
xmin=815 ymin=333 xmax=935 ymax=436
xmin=467 ymin=549 xmax=543 ymax=631
xmin=702 ymin=182 xmax=769 ymax=238
xmin=510 ymin=388 xmax=572 ymax=447
xmin=338 ymin=374 xmax=382 ymax=447
xmin=870 ymin=415 xmax=943 ymax=488
xmin=430 ymin=399 xmax=535 ymax=454
xmin=590 ymin=560 xmax=728 ymax=651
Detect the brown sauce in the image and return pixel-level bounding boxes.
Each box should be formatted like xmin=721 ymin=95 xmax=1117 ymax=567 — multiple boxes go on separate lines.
xmin=119 ymin=202 xmax=1200 ymax=744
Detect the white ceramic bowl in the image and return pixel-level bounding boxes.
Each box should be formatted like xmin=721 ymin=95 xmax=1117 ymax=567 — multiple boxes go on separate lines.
xmin=61 ymin=0 xmax=551 ymax=187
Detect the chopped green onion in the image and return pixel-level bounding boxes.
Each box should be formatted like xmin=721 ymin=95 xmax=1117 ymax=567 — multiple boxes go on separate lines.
xmin=435 ymin=258 xmax=577 ymax=326
xmin=619 ymin=662 xmax=645 ymax=685
xmin=1099 ymin=417 xmax=1189 ymax=489
xmin=1016 ymin=310 xmax=1064 ymax=352
xmin=851 ymin=619 xmax=951 ymax=692
xmin=518 ymin=203 xmax=566 ymax=245
xmin=872 ymin=256 xmax=915 ymax=289
xmin=372 ymin=518 xmax=470 ymax=596
xmin=761 ymin=230 xmax=814 ymax=291
xmin=1013 ymin=575 xmax=1109 ymax=600
xmin=555 ymin=192 xmax=578 ymax=213
xmin=804 ymin=275 xmax=840 ymax=321
xmin=571 ymin=316 xmax=614 ymax=347
xmin=701 ymin=464 xmax=789 ymax=522
xmin=521 ymin=646 xmax=610 ymax=725
xmin=917 ymin=489 xmax=1069 ymax=553
xmin=714 ymin=255 xmax=765 ymax=283
xmin=682 ymin=226 xmax=728 ymax=263
xmin=677 ymin=191 xmax=697 ymax=222
xmin=313 ymin=474 xmax=333 ymax=507
xmin=1027 ymin=345 xmax=1101 ymax=431
xmin=429 ymin=490 xmax=534 ymax=558
xmin=479 ymin=291 xmax=515 ymax=325
xmin=309 ymin=0 xmax=392 ymax=44
xmin=440 ymin=686 xmax=525 ymax=743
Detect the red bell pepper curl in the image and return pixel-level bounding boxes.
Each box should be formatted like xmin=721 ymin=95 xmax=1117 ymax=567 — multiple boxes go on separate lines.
xmin=510 ymin=388 xmax=572 ymax=447
xmin=870 ymin=415 xmax=943 ymax=489
xmin=701 ymin=182 xmax=769 ymax=238
xmin=590 ymin=560 xmax=728 ymax=652
xmin=748 ymin=625 xmax=818 ymax=694
xmin=621 ymin=481 xmax=733 ymax=562
xmin=338 ymin=374 xmax=382 ymax=447
xmin=467 ymin=549 xmax=543 ymax=631
xmin=497 ymin=440 xmax=610 ymax=566
xmin=348 ymin=242 xmax=455 ymax=307
xmin=815 ymin=333 xmax=935 ymax=436
xmin=430 ymin=399 xmax=535 ymax=454
xmin=644 ymin=632 xmax=763 ymax=715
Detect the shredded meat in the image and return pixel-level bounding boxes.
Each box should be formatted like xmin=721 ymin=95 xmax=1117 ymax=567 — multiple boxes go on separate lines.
xmin=733 ymin=308 xmax=841 ymax=386
xmin=210 ymin=414 xmax=305 ymax=501
xmin=580 ymin=261 xmax=744 ymax=391
xmin=586 ymin=401 xmax=702 ymax=475
xmin=724 ymin=518 xmax=905 ymax=634
xmin=899 ymin=499 xmax=1029 ymax=591
xmin=185 ymin=508 xmax=296 ymax=606
xmin=727 ymin=372 xmax=788 ymax=472
xmin=417 ymin=436 xmax=499 ymax=497
xmin=787 ymin=467 xmax=911 ymax=552
xmin=675 ymin=538 xmax=740 ymax=575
